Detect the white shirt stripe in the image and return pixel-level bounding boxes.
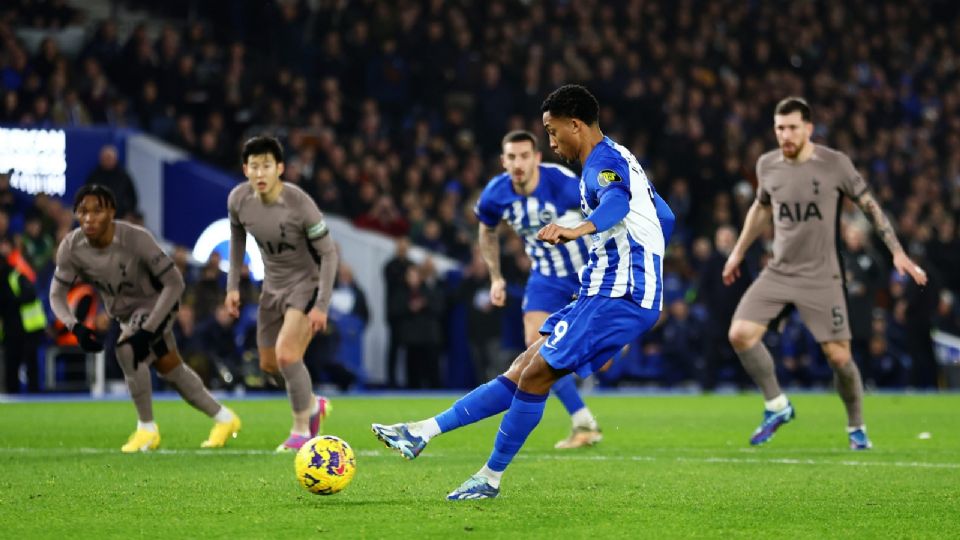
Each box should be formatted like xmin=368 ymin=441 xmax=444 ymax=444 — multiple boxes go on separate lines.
xmin=641 ymin=249 xmax=657 ymax=309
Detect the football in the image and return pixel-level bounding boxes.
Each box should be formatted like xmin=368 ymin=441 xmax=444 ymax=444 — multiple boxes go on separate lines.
xmin=294 ymin=435 xmax=357 ymax=495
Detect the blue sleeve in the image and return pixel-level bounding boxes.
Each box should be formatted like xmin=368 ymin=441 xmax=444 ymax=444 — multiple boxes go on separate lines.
xmin=473 ymin=188 xmax=502 ymax=227
xmin=653 ymin=190 xmax=675 ymax=243
xmin=586 ymin=187 xmax=630 ymax=233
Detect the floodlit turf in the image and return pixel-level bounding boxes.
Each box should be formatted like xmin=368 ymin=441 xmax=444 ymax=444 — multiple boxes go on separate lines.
xmin=1 ymin=393 xmax=958 ymax=538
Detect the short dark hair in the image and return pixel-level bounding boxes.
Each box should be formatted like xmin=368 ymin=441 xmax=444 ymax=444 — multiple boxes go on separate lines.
xmin=73 ymin=184 xmax=116 ymax=212
xmin=501 ymin=130 xmax=538 ymax=150
xmin=774 ymin=97 xmax=812 ymax=122
xmin=241 ymin=135 xmax=285 ymax=164
xmin=540 ymin=85 xmax=600 ymax=125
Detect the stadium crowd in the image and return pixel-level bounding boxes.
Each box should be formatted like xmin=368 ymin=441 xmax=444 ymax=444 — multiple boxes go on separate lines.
xmin=1 ymin=0 xmax=959 ymax=391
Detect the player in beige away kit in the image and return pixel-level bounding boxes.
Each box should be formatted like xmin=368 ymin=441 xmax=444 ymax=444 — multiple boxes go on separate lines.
xmin=51 ymin=184 xmax=240 ymax=452
xmin=723 ymin=97 xmax=927 ymax=449
xmin=226 ymin=135 xmax=339 ymax=452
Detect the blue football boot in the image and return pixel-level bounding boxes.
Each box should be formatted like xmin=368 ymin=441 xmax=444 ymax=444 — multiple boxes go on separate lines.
xmin=371 ymin=423 xmax=427 ymax=460
xmin=848 ymin=428 xmax=873 ymax=450
xmin=446 ymin=475 xmax=499 ymax=501
xmin=749 ymin=402 xmax=796 ymax=446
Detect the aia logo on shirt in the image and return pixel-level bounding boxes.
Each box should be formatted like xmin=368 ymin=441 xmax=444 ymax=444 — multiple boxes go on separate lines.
xmin=778 ymin=201 xmax=823 ymax=222
xmin=93 ymin=279 xmax=135 ymax=297
xmin=256 ymin=224 xmax=297 ymax=255
xmin=256 ymin=238 xmax=296 ymax=255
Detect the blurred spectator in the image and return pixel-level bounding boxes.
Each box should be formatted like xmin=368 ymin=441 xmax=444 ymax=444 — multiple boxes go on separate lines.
xmin=935 ymin=291 xmax=960 ymax=336
xmin=903 ymin=257 xmax=942 ymax=388
xmin=85 ymin=145 xmax=139 ymax=219
xmin=660 ymin=299 xmax=704 ymax=387
xmin=192 ymin=304 xmax=242 ymax=389
xmin=191 ymin=253 xmax=225 ymax=323
xmin=388 ymin=263 xmax=444 ymax=389
xmin=869 ymin=334 xmax=909 ymax=389
xmin=18 ymin=211 xmax=55 ymax=276
xmin=306 ymin=263 xmax=367 ymax=392
xmin=382 ymin=236 xmax=413 ymax=388
xmin=695 ymin=226 xmax=751 ymax=390
xmin=0 ymin=238 xmax=46 ymax=393
xmin=353 ymin=194 xmax=409 ymax=237
xmin=458 ymin=246 xmax=503 ymax=384
xmin=841 ymin=222 xmax=884 ymax=386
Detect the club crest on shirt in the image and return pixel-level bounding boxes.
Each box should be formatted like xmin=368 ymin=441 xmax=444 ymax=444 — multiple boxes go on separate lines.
xmin=597 ymin=169 xmax=622 ymax=187
xmin=538 ymin=208 xmax=556 ymax=224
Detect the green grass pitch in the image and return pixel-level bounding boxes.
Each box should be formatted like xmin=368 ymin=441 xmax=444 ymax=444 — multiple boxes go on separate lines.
xmin=1 ymin=393 xmax=958 ymax=538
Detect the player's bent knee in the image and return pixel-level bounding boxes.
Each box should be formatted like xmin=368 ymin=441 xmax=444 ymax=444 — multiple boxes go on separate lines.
xmin=115 ymin=344 xmax=136 ymax=375
xmin=275 ymin=351 xmax=301 ymax=368
xmin=822 ymin=341 xmax=852 ymax=368
xmin=728 ymin=321 xmax=761 ymax=351
xmin=517 ymin=354 xmax=558 ymax=394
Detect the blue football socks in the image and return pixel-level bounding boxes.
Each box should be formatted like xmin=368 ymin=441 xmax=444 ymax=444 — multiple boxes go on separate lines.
xmin=486 ymin=389 xmax=549 ymax=472
xmin=551 ymin=373 xmax=585 ymax=415
xmin=435 ymin=375 xmax=518 ymax=433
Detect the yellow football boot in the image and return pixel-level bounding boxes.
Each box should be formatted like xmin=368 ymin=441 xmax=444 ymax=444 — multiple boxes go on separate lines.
xmin=201 ymin=413 xmax=242 ymax=448
xmin=121 ymin=427 xmax=161 ymax=453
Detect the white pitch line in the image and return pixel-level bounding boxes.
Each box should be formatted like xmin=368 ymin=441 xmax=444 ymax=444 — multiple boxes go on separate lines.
xmin=1 ymin=447 xmax=957 ymax=469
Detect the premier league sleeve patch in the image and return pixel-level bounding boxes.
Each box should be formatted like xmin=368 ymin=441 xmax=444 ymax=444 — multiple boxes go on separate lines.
xmin=597 ymin=169 xmax=623 ymax=187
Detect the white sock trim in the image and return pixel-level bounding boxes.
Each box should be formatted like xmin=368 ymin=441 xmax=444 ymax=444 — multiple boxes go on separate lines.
xmin=213 ymin=407 xmax=234 ymax=423
xmin=571 ymin=407 xmax=598 ymax=430
xmin=764 ymin=394 xmax=789 ymax=412
xmin=137 ymin=421 xmax=158 ymax=432
xmin=478 ymin=465 xmax=502 ymax=488
xmin=847 ymin=425 xmax=866 ymax=433
xmin=410 ymin=418 xmax=441 ymax=441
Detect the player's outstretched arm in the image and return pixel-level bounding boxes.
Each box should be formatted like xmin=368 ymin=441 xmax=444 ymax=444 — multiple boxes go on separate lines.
xmin=478 ymin=223 xmax=505 ymax=306
xmin=722 ymin=201 xmax=771 ymax=285
xmin=854 ymin=190 xmax=928 ymax=286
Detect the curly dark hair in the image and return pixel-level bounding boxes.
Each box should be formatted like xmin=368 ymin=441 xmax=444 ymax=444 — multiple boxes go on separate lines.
xmin=540 ymin=84 xmax=600 ymax=125
xmin=73 ymin=184 xmax=116 ymax=212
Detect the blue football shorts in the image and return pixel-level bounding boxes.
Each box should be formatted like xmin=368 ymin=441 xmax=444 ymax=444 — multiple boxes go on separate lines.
xmin=539 ymin=294 xmax=660 ymax=378
xmin=522 ymin=272 xmax=580 ymax=314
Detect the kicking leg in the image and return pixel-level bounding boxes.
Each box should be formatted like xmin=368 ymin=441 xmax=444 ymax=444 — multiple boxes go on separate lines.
xmin=372 ymin=338 xmax=547 ymax=459
xmin=525 ymin=310 xmax=601 ymax=448
xmin=447 ymin=350 xmax=561 ymax=500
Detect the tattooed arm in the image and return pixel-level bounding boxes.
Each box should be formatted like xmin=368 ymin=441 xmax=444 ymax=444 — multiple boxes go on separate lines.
xmin=854 ymin=190 xmax=928 ymax=286
xmin=478 ymin=222 xmax=506 ymax=307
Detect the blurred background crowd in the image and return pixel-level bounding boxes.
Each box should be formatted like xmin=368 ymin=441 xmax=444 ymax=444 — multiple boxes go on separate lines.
xmin=1 ymin=0 xmax=959 ymax=394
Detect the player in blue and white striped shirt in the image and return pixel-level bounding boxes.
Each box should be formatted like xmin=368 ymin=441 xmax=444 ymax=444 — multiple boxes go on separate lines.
xmin=475 ymin=130 xmax=601 ymax=449
xmin=372 ymin=85 xmax=673 ymax=500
